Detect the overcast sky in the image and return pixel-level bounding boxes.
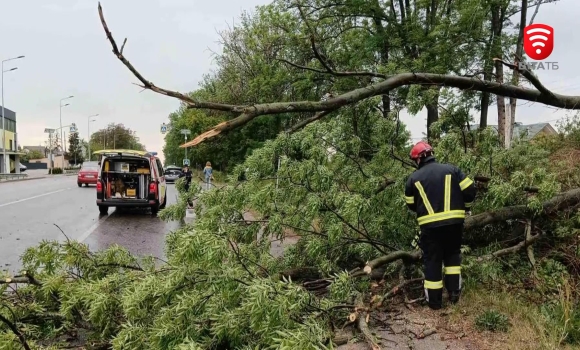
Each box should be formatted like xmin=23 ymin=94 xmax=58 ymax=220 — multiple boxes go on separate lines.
xmin=0 ymin=0 xmax=575 ymax=163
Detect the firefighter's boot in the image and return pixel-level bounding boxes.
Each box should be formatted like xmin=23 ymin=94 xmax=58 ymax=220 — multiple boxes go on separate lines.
xmin=449 ymin=290 xmax=461 ymax=304
xmin=424 ymin=282 xmax=443 ymax=310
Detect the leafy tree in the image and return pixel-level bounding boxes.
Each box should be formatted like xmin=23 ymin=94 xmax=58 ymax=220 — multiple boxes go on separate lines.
xmin=89 ymin=123 xmax=146 ymax=155
xmin=29 ymin=150 xmax=44 ymax=160
xmin=65 ymin=132 xmax=84 ymax=165
xmin=20 ymin=149 xmax=45 ymax=162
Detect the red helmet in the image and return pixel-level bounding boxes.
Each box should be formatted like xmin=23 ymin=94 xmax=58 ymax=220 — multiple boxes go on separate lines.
xmin=409 ymin=141 xmax=433 ymax=160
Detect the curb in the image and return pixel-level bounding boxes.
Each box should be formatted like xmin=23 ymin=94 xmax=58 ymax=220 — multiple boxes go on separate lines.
xmin=0 ymin=173 xmax=78 ymax=183
xmin=0 ymin=176 xmax=48 ymax=184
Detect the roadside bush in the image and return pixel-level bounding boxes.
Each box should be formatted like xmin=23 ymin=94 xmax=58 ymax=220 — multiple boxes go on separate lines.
xmin=475 ymin=310 xmax=510 ymax=332
xmin=48 ymin=167 xmax=63 ymax=174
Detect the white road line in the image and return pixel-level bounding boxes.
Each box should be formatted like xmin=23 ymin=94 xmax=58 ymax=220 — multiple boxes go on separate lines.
xmin=78 ymin=213 xmax=111 ymax=242
xmin=0 ymin=188 xmax=70 ymax=208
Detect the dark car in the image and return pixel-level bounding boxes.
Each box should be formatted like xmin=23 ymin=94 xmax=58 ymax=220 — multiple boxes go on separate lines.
xmin=164 ymin=167 xmax=182 ymax=183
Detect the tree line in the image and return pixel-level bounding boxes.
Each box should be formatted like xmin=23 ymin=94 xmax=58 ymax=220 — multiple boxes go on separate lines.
xmin=159 ymin=0 xmax=563 ymax=167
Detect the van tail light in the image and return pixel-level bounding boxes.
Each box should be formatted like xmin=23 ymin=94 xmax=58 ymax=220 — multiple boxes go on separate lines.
xmin=149 ymin=182 xmax=157 ymax=193
xmin=96 ymin=181 xmax=102 ymax=192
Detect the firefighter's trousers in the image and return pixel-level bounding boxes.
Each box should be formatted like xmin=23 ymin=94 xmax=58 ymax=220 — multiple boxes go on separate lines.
xmin=419 ymin=223 xmax=463 ymax=309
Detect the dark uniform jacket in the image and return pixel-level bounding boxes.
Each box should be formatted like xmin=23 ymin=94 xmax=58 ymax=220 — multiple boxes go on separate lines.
xmin=405 ymin=157 xmax=476 ymax=228
xmin=179 ymin=170 xmax=192 ymax=183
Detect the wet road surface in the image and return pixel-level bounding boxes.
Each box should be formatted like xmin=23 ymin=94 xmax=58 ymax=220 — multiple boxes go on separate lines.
xmin=0 ymin=175 xmax=181 ymax=274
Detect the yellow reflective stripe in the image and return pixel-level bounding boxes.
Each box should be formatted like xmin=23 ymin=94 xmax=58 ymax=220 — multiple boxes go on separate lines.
xmin=465 ymin=201 xmax=473 ymax=208
xmin=414 ymin=181 xmax=434 ymax=215
xmin=424 ymin=280 xmax=443 ymax=289
xmin=444 ymin=174 xmax=451 ymax=212
xmin=459 ymin=177 xmax=473 ymax=190
xmin=405 ymin=196 xmax=414 ymax=204
xmin=444 ymin=266 xmax=461 ymax=274
xmin=417 ymin=210 xmax=465 ymax=225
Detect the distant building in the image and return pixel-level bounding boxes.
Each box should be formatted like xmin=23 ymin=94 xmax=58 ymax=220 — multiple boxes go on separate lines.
xmin=23 ymin=145 xmax=49 ymax=158
xmin=0 ymin=105 xmax=26 ymax=173
xmin=467 ymin=122 xmax=557 ymax=141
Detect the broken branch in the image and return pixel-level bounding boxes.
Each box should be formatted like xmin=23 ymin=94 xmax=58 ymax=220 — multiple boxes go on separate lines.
xmin=0 ymin=313 xmax=31 ymax=350
xmin=478 ymin=231 xmax=543 ymax=261
xmin=98 ymin=2 xmax=237 ymax=112
xmin=465 ymin=187 xmax=580 ymax=230
xmin=289 ymin=110 xmax=333 ymax=133
xmin=355 ymin=187 xmax=580 ymax=274
xmin=494 ymin=58 xmax=555 ymax=98
xmin=357 ymin=311 xmax=381 ymax=350
xmin=181 ymin=69 xmax=580 ymax=147
xmin=99 ymin=3 xmax=580 ymax=149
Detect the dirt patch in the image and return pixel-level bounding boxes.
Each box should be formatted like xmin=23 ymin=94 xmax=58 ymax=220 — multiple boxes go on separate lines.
xmin=336 ymin=303 xmax=500 ymax=350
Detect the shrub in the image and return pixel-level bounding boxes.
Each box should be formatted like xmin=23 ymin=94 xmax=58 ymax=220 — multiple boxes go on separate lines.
xmin=49 ymin=167 xmax=63 ymax=174
xmin=475 ymin=310 xmax=510 ymax=332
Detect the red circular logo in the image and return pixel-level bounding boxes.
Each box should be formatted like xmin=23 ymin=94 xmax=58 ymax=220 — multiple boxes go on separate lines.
xmin=523 ymin=24 xmax=554 ymax=61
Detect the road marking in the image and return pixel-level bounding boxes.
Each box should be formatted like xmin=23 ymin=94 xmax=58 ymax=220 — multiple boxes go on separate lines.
xmin=0 ymin=188 xmax=70 ymax=208
xmin=78 ymin=213 xmax=111 ymax=242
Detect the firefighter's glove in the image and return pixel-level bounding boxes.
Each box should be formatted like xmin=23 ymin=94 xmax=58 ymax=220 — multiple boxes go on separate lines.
xmin=411 ymin=233 xmax=420 ymax=250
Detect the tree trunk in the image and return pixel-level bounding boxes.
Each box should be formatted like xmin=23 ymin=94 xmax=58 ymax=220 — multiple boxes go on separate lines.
xmin=508 ymin=0 xmax=528 ymax=143
xmin=495 ymin=62 xmax=507 ymax=146
xmin=426 ymin=87 xmax=440 ymax=142
xmin=480 ymin=76 xmax=491 ymax=129
xmin=491 ymin=4 xmax=507 ymax=146
xmin=371 ymin=1 xmax=390 ymax=119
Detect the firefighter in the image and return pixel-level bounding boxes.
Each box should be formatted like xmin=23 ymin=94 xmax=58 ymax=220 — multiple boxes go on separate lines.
xmin=404 ymin=141 xmax=476 ymax=310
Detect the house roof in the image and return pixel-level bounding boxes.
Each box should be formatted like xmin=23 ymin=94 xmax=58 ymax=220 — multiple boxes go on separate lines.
xmin=23 ymin=146 xmax=46 ymax=152
xmin=468 ymin=122 xmax=554 ymax=140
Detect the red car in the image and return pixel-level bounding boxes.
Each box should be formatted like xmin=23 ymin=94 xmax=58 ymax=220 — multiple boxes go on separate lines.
xmin=77 ymin=161 xmax=99 ymax=187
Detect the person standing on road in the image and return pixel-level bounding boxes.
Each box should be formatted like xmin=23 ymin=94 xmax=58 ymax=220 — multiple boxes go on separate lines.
xmin=203 ymin=162 xmax=213 ymax=190
xmin=179 ymin=165 xmax=192 ymax=192
xmin=404 ymin=141 xmax=476 ymax=310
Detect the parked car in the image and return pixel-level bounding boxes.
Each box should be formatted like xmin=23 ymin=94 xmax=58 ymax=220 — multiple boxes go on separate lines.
xmin=164 ymin=166 xmax=182 ymax=183
xmin=19 ymin=163 xmax=27 ymax=172
xmin=94 ymin=149 xmax=167 ymax=215
xmin=77 ymin=161 xmax=99 ymax=187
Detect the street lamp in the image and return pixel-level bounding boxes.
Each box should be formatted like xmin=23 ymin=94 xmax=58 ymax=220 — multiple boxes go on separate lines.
xmin=87 ymin=114 xmax=98 ymax=160
xmin=1 ymin=55 xmax=24 ymax=173
xmin=59 ymin=95 xmax=73 ymax=155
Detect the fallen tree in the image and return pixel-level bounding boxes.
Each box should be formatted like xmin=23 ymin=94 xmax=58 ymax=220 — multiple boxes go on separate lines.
xmin=1 ymin=182 xmax=578 ymax=349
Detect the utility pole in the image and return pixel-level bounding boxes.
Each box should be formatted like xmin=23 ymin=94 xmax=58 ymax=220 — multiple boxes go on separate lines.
xmin=87 ymin=114 xmax=98 ymax=161
xmin=44 ymin=128 xmax=55 ymax=170
xmin=180 ymin=129 xmax=190 ymax=166
xmin=69 ymin=123 xmax=78 ymax=165
xmin=504 ymin=103 xmax=512 ymax=149
xmin=59 ymin=96 xmax=73 ymax=166
xmin=1 ymin=55 xmax=24 ymax=173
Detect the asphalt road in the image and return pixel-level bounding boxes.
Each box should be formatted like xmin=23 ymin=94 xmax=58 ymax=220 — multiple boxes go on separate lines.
xmin=0 ymin=175 xmax=181 ymax=275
